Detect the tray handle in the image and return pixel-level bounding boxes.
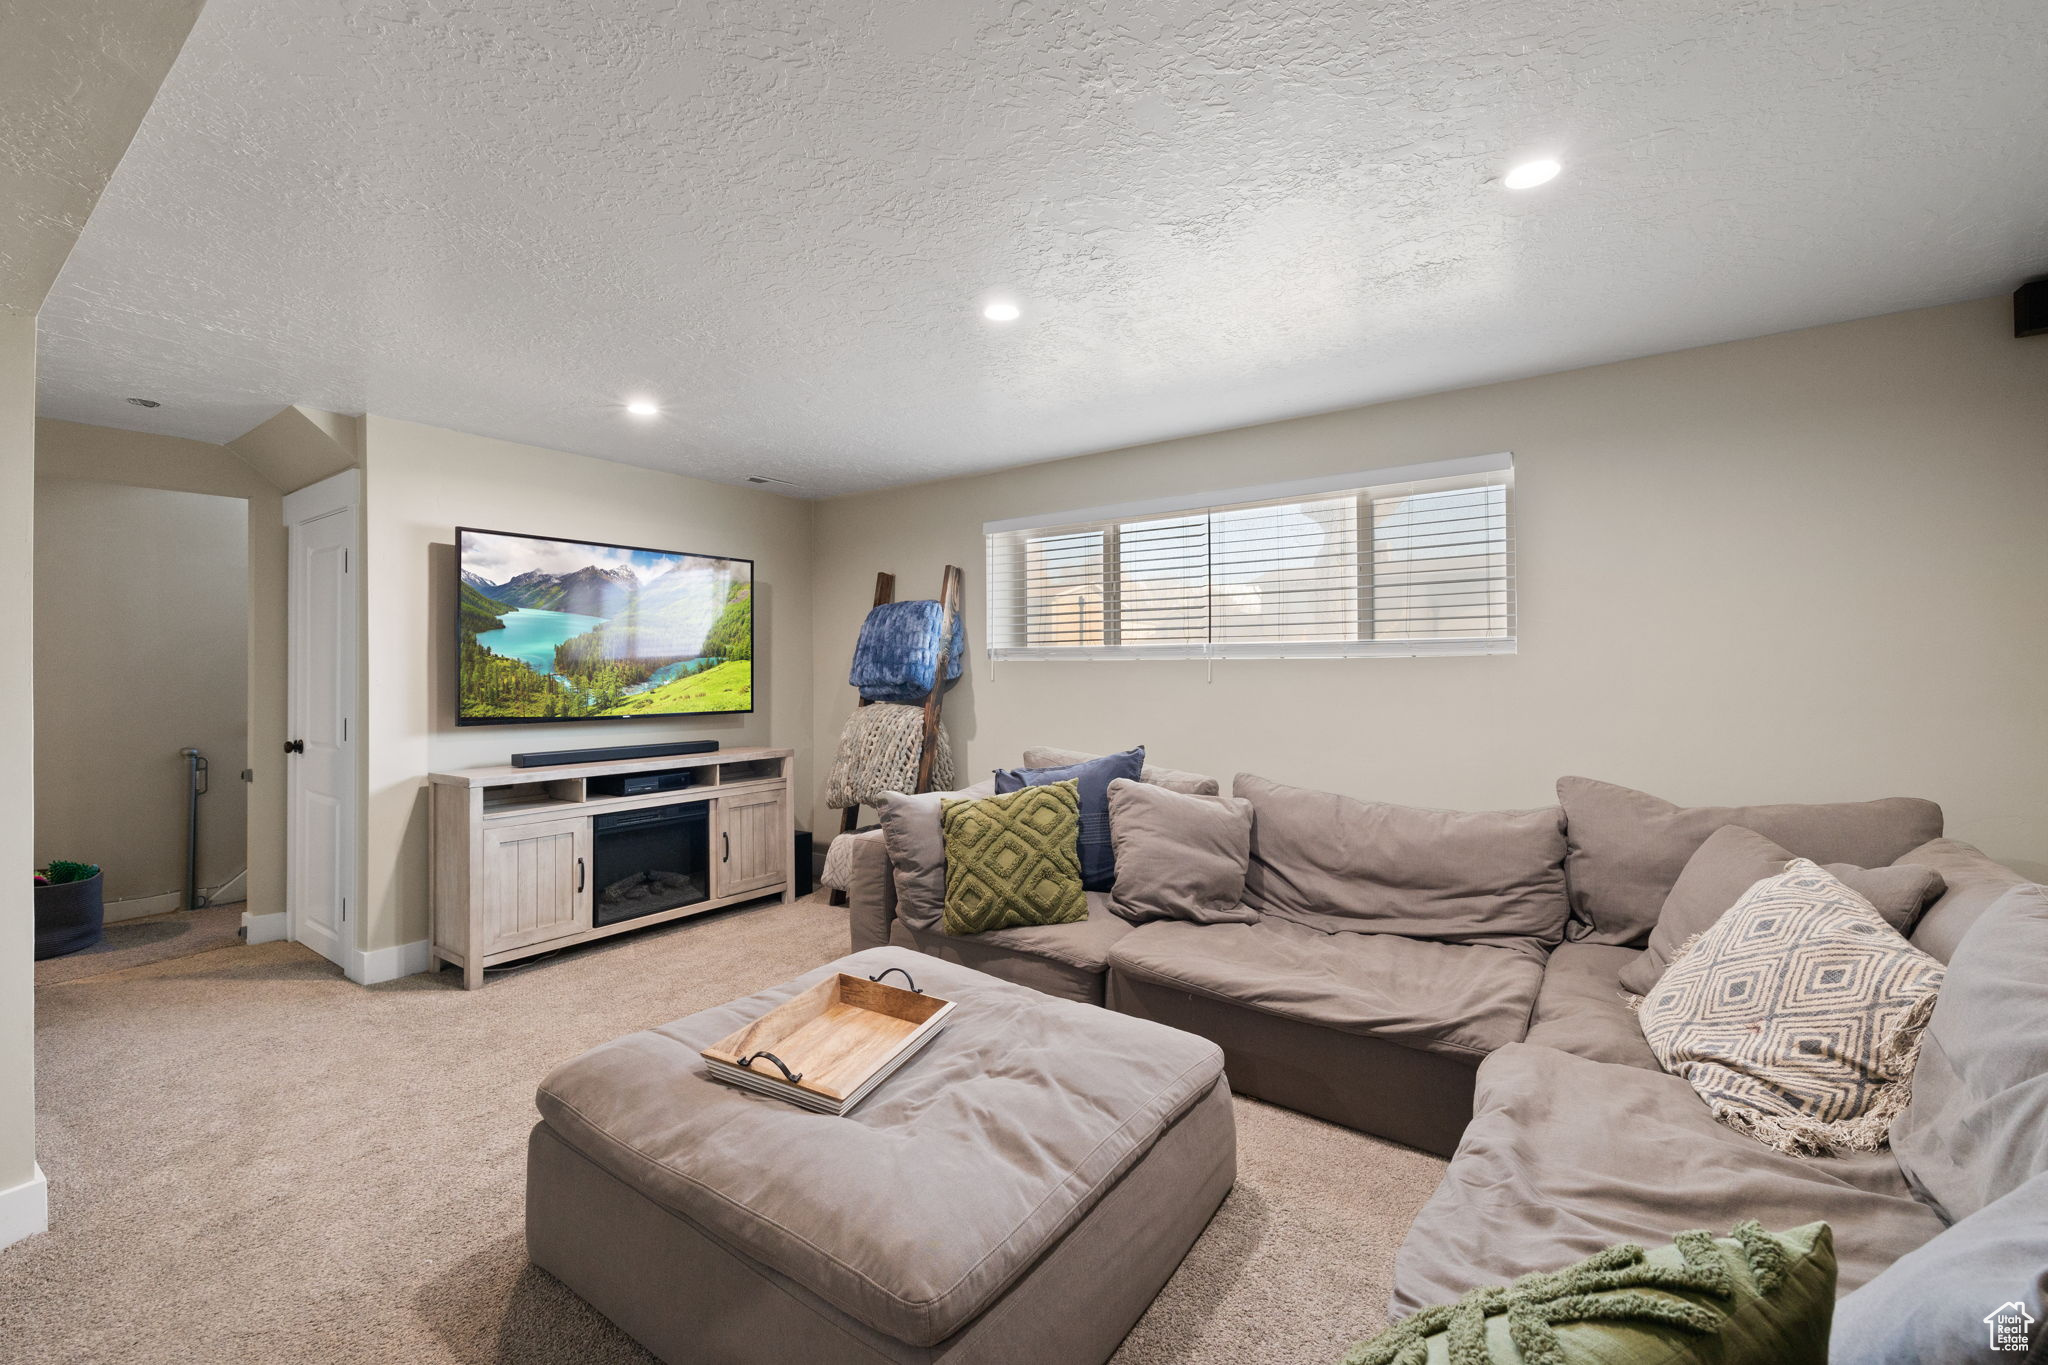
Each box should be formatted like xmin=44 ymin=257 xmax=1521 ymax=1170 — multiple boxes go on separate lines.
xmin=867 ymin=967 xmax=922 ymax=994
xmin=736 ymin=1051 xmax=803 ymax=1085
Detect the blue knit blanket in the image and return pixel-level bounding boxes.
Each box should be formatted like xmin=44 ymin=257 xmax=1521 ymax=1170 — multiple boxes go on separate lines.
xmin=848 ymin=600 xmax=966 ymax=704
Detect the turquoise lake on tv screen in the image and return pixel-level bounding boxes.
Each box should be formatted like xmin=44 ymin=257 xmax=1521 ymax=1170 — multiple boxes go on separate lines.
xmin=481 ymin=608 xmax=606 ymax=674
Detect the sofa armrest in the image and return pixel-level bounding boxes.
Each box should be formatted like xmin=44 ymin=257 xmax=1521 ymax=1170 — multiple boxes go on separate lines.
xmin=835 ymin=828 xmax=898 ymax=953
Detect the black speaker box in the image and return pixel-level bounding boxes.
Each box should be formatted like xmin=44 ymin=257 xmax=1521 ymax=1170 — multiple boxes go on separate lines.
xmin=2017 ymin=278 xmax=2048 ymax=339
xmin=794 ymin=830 xmax=815 ymax=898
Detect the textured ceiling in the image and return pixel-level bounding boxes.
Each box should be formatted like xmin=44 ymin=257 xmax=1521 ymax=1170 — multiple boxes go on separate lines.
xmin=0 ymin=0 xmax=204 ymax=312
xmin=35 ymin=0 xmax=2048 ymax=495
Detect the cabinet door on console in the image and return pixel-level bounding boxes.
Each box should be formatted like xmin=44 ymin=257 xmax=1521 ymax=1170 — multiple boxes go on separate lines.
xmin=715 ymin=788 xmax=787 ymax=899
xmin=481 ymin=817 xmax=592 ymax=955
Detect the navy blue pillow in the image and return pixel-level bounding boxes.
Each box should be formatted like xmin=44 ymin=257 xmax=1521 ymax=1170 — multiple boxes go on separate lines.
xmin=993 ymin=747 xmax=1145 ymax=893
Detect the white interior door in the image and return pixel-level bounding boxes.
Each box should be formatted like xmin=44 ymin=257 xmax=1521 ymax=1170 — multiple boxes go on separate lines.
xmin=284 ymin=471 xmax=359 ymax=973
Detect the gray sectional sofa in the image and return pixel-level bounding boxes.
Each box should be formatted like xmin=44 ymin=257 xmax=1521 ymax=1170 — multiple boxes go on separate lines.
xmin=838 ymin=747 xmax=2048 ymax=1346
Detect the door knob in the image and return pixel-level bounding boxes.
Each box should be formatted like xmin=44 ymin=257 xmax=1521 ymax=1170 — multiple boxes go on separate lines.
xmin=284 ymin=739 xmax=305 ymax=754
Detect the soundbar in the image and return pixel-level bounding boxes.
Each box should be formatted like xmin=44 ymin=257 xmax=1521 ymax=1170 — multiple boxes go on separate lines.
xmin=511 ymin=740 xmax=721 ymax=768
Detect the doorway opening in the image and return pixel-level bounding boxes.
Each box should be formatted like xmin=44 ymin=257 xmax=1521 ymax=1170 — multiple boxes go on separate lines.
xmin=32 ymin=479 xmax=251 ymax=982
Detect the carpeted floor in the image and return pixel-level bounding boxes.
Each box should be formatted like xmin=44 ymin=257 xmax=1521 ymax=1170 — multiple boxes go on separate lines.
xmin=5 ymin=892 xmax=1445 ymax=1364
xmin=33 ymin=902 xmax=249 ymax=987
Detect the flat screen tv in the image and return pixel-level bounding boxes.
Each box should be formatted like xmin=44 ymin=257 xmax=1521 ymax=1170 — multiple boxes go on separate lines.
xmin=456 ymin=527 xmax=753 ymax=725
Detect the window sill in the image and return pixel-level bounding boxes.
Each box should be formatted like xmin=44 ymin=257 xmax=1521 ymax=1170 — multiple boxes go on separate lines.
xmin=985 ymin=638 xmax=1517 ymax=662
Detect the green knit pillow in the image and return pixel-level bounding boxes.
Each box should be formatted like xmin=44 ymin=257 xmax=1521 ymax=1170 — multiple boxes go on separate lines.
xmin=1347 ymin=1222 xmax=1834 ymax=1365
xmin=940 ymin=780 xmax=1087 ymax=936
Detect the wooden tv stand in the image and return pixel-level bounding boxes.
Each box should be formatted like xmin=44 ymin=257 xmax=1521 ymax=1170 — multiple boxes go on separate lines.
xmin=427 ymin=746 xmax=795 ymax=989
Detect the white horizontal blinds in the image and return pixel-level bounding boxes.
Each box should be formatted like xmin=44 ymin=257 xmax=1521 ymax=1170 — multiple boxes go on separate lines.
xmin=1211 ymin=495 xmax=1359 ymax=644
xmin=1017 ymin=529 xmax=1105 ymax=646
xmin=1368 ymin=474 xmax=1513 ymax=641
xmin=986 ymin=456 xmax=1514 ymax=659
xmin=1116 ymin=514 xmax=1207 ymax=644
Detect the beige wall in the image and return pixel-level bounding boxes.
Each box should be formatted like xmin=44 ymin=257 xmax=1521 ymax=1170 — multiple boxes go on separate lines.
xmin=33 ymin=480 xmax=248 ymax=908
xmin=35 ymin=419 xmax=288 ymax=925
xmin=1 ymin=314 xmax=38 ymax=1203
xmin=228 ymin=405 xmax=359 ymax=495
xmin=0 ymin=0 xmax=211 ymax=1244
xmin=359 ymin=417 xmax=816 ymax=952
xmin=809 ymin=297 xmax=2048 ymax=878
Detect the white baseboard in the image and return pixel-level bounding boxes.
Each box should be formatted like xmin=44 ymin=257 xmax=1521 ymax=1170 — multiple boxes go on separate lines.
xmin=240 ymin=911 xmax=288 ymax=944
xmin=103 ymin=891 xmax=183 ymax=924
xmin=0 ymin=1164 xmax=48 ymax=1249
xmin=346 ymin=939 xmax=432 ymax=985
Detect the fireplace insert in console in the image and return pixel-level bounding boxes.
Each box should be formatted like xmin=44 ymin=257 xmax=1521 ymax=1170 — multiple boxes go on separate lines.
xmin=591 ymin=804 xmax=710 ymax=926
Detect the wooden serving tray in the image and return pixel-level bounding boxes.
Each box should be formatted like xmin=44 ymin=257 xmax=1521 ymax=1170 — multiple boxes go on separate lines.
xmin=701 ymin=973 xmax=956 ymax=1115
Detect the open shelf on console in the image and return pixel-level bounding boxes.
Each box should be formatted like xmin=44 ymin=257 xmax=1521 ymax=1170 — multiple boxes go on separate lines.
xmin=481 ymin=777 xmax=585 ymax=815
xmin=715 ymin=757 xmax=784 ymax=785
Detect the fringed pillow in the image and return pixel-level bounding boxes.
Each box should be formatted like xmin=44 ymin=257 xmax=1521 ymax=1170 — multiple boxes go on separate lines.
xmin=1345 ymin=1221 xmax=1835 ymax=1365
xmin=1636 ymin=859 xmax=1944 ymax=1157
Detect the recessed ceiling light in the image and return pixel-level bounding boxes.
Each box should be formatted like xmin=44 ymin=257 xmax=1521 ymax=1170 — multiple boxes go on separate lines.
xmin=1502 ymin=159 xmax=1562 ymax=190
xmin=125 ymin=397 xmax=161 ymax=408
xmin=982 ymin=301 xmax=1021 ymax=322
xmin=625 ymin=399 xmax=659 ymax=417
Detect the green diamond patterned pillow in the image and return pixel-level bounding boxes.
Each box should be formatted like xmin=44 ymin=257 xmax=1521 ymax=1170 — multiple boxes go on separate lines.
xmin=1636 ymin=858 xmax=1944 ymax=1157
xmin=1345 ymin=1221 xmax=1835 ymax=1365
xmin=940 ymin=779 xmax=1086 ymax=936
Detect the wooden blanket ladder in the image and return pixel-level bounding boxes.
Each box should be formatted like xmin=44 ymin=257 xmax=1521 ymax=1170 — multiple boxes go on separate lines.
xmin=828 ymin=564 xmax=964 ymax=905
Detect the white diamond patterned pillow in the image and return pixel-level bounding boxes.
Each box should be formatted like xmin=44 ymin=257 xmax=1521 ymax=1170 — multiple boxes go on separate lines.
xmin=1636 ymin=858 xmax=1945 ymax=1157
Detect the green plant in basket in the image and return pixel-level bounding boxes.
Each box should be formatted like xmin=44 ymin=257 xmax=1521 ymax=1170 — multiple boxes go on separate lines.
xmin=39 ymin=860 xmax=101 ymax=885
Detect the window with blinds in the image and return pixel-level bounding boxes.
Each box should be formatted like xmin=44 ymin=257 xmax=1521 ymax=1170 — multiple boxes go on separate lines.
xmin=984 ymin=455 xmax=1515 ymax=660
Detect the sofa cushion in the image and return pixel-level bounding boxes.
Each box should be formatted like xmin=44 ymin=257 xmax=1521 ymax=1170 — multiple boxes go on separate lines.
xmin=1556 ymin=777 xmax=1943 ymax=947
xmin=1234 ymin=773 xmax=1569 ymax=960
xmin=1023 ymin=745 xmax=1220 ymax=796
xmin=995 ymin=746 xmax=1143 ymax=891
xmin=875 ymin=778 xmax=996 ymax=932
xmin=1523 ymin=942 xmax=1662 ymax=1071
xmin=1106 ymin=916 xmax=1542 ymax=1062
xmin=1104 ymin=778 xmax=1257 ymax=926
xmin=1389 ymin=1043 xmax=1947 ymax=1315
xmin=891 ymin=893 xmax=1133 ymax=1006
xmin=833 ymin=828 xmax=896 ymax=954
xmin=534 ymin=947 xmax=1224 ymax=1347
xmin=940 ymin=781 xmax=1087 ymax=936
xmin=1617 ymin=824 xmax=1945 ymax=994
xmin=1897 ymin=837 xmax=2032 ymax=964
xmin=1891 ymin=882 xmax=2048 ymax=1224
xmin=1636 ymin=860 xmax=1945 ymax=1157
xmin=1829 ymin=1168 xmax=2048 ymax=1364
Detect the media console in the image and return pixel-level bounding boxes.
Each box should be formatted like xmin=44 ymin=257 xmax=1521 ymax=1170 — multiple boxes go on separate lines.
xmin=427 ymin=746 xmax=796 ymax=988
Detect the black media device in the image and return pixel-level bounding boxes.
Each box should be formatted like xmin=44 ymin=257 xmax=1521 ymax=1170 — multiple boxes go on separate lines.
xmin=511 ymin=740 xmax=720 ymax=768
xmin=588 ymin=770 xmax=696 ymax=798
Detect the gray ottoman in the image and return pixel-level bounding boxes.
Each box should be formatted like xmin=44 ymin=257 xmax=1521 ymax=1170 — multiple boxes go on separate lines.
xmin=528 ymin=946 xmax=1235 ymax=1365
